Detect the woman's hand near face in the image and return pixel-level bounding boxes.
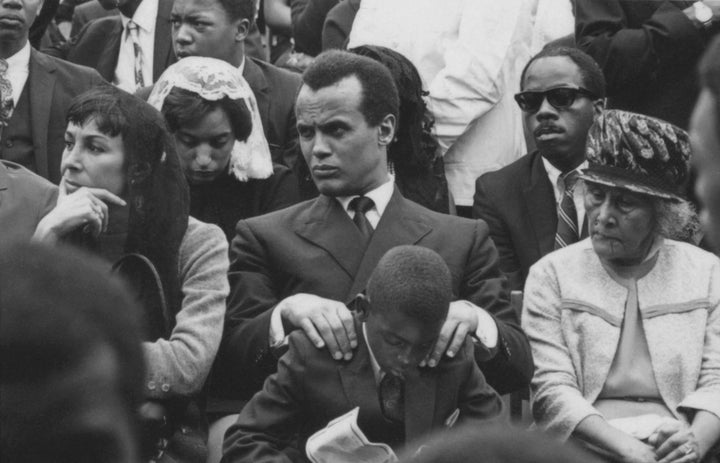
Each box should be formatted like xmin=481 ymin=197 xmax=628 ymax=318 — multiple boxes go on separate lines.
xmin=33 ymin=180 xmax=126 ymax=243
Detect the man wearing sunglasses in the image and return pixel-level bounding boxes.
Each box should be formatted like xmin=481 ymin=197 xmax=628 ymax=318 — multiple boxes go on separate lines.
xmin=473 ymin=46 xmax=605 ymax=291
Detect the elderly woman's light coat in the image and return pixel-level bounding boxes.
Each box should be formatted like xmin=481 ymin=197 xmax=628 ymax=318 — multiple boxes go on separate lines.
xmin=522 ymin=238 xmax=720 ymax=440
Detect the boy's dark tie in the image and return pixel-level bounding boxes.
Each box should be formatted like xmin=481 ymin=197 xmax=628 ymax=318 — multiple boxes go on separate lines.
xmin=349 ymin=196 xmax=375 ymax=242
xmin=379 ymin=373 xmax=404 ymax=423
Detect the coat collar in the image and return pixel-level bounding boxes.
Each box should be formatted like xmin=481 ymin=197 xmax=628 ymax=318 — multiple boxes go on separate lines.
xmin=28 ymin=50 xmax=57 ymax=180
xmin=294 ymin=189 xmax=433 ymax=299
xmin=522 ymin=151 xmax=558 ymax=258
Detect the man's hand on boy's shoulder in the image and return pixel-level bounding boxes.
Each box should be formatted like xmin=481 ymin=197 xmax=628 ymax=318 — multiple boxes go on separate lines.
xmin=423 ymin=300 xmax=499 ymax=368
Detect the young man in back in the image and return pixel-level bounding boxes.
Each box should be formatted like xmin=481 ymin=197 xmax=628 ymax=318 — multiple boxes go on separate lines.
xmin=222 ymin=245 xmax=503 ymax=462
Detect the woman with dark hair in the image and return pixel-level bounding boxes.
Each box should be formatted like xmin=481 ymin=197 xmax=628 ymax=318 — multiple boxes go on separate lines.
xmin=33 ymin=86 xmax=229 ymax=462
xmin=524 ymin=110 xmax=720 ymax=463
xmin=350 ymin=45 xmax=451 ymax=214
xmin=149 ymin=57 xmax=300 ymax=241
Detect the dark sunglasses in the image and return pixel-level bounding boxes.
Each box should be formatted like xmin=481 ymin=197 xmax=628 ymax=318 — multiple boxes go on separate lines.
xmin=514 ymin=87 xmax=597 ymax=112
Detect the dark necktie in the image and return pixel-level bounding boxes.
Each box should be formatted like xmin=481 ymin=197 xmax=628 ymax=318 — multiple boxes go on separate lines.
xmin=379 ymin=373 xmax=404 ymax=423
xmin=349 ymin=196 xmax=375 ymax=242
xmin=555 ymin=170 xmax=580 ymax=249
xmin=126 ymin=20 xmax=145 ymax=89
xmin=0 ymin=59 xmax=14 ymax=128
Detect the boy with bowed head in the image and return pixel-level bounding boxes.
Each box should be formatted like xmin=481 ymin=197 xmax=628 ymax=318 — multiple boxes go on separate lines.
xmin=222 ymin=245 xmax=503 ymax=462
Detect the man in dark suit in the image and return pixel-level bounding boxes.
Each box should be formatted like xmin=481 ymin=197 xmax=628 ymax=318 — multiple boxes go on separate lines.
xmin=217 ymin=51 xmax=532 ymax=405
xmin=222 ymin=246 xmax=503 ymax=462
xmin=69 ymin=0 xmax=116 ymax=37
xmin=170 ymin=0 xmax=315 ymax=197
xmin=0 ymin=0 xmax=105 ymax=183
xmin=473 ymin=47 xmax=606 ymax=291
xmin=66 ymin=0 xmax=174 ymax=91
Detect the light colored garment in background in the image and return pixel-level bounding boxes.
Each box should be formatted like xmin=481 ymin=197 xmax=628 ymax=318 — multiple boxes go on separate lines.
xmin=348 ymin=0 xmax=574 ymax=206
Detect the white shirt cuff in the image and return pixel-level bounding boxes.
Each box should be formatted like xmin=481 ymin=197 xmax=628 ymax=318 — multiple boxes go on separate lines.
xmin=269 ymin=303 xmax=288 ymax=348
xmin=474 ymin=305 xmax=498 ymax=349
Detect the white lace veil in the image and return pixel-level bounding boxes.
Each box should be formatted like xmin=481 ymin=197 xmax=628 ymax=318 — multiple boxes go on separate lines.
xmin=148 ymin=56 xmax=273 ymax=181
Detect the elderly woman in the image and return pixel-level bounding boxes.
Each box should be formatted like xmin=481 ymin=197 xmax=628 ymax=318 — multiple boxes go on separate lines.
xmin=523 ymin=110 xmax=720 ymax=463
xmin=148 ymin=57 xmax=300 ymax=242
xmin=33 ymin=86 xmax=229 ymax=462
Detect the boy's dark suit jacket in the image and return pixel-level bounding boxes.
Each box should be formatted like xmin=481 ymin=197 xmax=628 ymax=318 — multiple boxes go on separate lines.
xmin=5 ymin=50 xmax=105 ymax=183
xmin=66 ymin=0 xmax=175 ymax=83
xmin=221 ymin=324 xmax=503 ymax=462
xmin=216 ymin=188 xmax=533 ymax=400
xmin=473 ymin=151 xmax=588 ymax=291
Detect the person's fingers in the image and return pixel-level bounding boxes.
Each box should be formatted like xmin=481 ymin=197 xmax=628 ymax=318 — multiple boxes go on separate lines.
xmin=311 ymin=313 xmax=342 ymax=360
xmin=446 ymin=323 xmax=469 ymax=358
xmin=337 ymin=305 xmax=357 ymax=350
xmin=655 ymin=435 xmax=687 ymax=460
xmin=58 ymin=178 xmax=69 ymax=198
xmin=87 ymin=188 xmax=126 ymax=207
xmin=96 ymin=199 xmax=109 ymax=232
xmin=657 ymin=444 xmax=693 ymax=463
xmin=651 ymin=423 xmax=683 ymax=448
xmin=428 ymin=320 xmax=457 ymax=367
xmin=323 ymin=310 xmax=352 ymax=359
xmin=298 ymin=318 xmax=325 ymax=349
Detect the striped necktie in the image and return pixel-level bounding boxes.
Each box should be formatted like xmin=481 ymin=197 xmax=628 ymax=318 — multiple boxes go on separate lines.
xmin=126 ymin=20 xmax=146 ymax=89
xmin=554 ymin=170 xmax=580 ymax=249
xmin=379 ymin=373 xmax=404 ymax=423
xmin=0 ymin=59 xmax=14 ymax=128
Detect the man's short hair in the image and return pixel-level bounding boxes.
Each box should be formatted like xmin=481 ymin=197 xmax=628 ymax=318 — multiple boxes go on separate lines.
xmin=367 ymin=245 xmax=452 ymax=327
xmin=302 ymin=50 xmax=400 ymax=127
xmin=217 ymin=0 xmax=257 ymax=23
xmin=520 ymin=46 xmax=607 ymax=99
xmin=0 ymin=243 xmax=145 ymax=462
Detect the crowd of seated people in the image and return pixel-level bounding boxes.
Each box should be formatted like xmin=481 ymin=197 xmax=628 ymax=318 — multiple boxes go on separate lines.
xmin=2 ymin=1 xmax=720 ymax=462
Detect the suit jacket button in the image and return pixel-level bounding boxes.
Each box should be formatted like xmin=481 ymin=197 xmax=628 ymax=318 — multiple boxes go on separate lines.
xmin=4 ymin=140 xmax=12 ymax=148
xmin=147 ymin=381 xmax=156 ymax=391
xmin=161 ymin=383 xmax=170 ymax=392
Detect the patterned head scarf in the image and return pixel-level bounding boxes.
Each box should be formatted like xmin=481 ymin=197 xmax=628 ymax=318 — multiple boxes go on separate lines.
xmin=148 ymin=56 xmax=273 ymax=181
xmin=580 ymin=110 xmax=691 ymax=201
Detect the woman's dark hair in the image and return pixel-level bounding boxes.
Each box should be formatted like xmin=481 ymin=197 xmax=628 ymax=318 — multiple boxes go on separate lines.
xmin=66 ymin=86 xmax=190 ymax=325
xmin=161 ymin=87 xmax=253 ymax=142
xmin=350 ymin=45 xmax=448 ymax=213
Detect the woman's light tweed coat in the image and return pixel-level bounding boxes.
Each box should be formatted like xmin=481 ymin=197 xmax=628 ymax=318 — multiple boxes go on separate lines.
xmin=522 ymin=238 xmax=720 ymax=440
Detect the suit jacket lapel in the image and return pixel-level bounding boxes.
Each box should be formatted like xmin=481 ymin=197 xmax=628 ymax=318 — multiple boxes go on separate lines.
xmin=243 ymin=58 xmax=270 ymax=131
xmin=28 ymin=50 xmax=56 ymax=180
xmin=346 ymin=190 xmax=432 ymax=300
xmin=153 ymin=0 xmax=174 ymax=80
xmin=97 ymin=19 xmax=123 ymax=81
xmin=522 ymin=152 xmax=557 ymax=259
xmin=404 ymin=370 xmax=437 ymax=443
xmin=338 ymin=333 xmax=384 ymax=430
xmin=295 ymin=195 xmax=367 ymax=278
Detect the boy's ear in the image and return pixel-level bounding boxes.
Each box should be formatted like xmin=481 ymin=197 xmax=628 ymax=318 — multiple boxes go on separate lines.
xmin=351 ymin=293 xmax=371 ymax=321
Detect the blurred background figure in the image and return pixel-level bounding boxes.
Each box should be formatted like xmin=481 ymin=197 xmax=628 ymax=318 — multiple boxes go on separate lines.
xmin=576 ymin=0 xmax=720 ymax=130
xmin=150 ymin=56 xmax=300 ymax=242
xmin=0 ymin=242 xmax=145 ymax=463
xmin=350 ymin=45 xmax=451 ymax=214
xmin=399 ymin=423 xmax=600 ymax=463
xmin=0 ymin=160 xmax=57 ymax=241
xmin=691 ymin=36 xmax=720 ymax=250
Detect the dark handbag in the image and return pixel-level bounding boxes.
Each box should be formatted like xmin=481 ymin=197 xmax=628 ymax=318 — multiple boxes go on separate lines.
xmin=112 ymin=254 xmax=208 ymax=463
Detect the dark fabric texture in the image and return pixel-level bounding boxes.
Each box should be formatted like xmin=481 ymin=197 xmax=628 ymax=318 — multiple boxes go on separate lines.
xmin=221 ymin=324 xmax=503 ymax=462
xmin=473 ymin=151 xmax=557 ymax=291
xmin=575 ymin=0 xmax=720 ymax=129
xmin=216 ymin=188 xmax=533 ymax=401
xmin=290 ymin=0 xmax=340 ymax=56
xmin=0 ymin=160 xmax=57 ymax=242
xmin=189 ymin=164 xmax=301 ymax=242
xmin=322 ymin=0 xmax=360 ymax=51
